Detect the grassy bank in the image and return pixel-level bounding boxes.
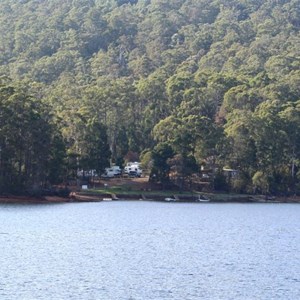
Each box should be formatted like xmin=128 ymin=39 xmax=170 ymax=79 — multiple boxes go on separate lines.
xmin=76 ymin=178 xmax=300 ymax=203
xmin=77 ymin=186 xmax=271 ymax=203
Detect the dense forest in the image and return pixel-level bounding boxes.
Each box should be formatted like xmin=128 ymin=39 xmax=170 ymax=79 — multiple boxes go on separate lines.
xmin=0 ymin=0 xmax=299 ymax=195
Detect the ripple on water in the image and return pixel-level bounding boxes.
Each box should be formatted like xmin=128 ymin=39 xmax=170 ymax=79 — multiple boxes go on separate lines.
xmin=0 ymin=202 xmax=300 ymax=299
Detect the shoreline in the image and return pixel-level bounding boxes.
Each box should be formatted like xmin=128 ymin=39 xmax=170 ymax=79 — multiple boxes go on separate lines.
xmin=0 ymin=193 xmax=299 ymax=204
xmin=73 ymin=191 xmax=300 ymax=203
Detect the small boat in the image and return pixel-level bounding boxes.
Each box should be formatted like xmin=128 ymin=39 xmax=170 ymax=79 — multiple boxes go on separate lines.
xmin=164 ymin=197 xmax=176 ymax=202
xmin=196 ymin=195 xmax=210 ymax=202
xmin=112 ymin=194 xmax=119 ymax=200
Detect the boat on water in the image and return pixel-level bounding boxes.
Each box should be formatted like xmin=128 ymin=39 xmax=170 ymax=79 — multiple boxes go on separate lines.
xmin=103 ymin=197 xmax=113 ymax=201
xmin=196 ymin=195 xmax=210 ymax=202
xmin=164 ymin=197 xmax=176 ymax=202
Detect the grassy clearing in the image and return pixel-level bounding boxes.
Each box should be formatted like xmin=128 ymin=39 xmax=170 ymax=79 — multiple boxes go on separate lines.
xmin=79 ymin=178 xmax=255 ymax=201
xmin=81 ymin=185 xmax=195 ymax=196
xmin=78 ymin=186 xmax=274 ymax=202
xmin=205 ymin=193 xmax=253 ymax=201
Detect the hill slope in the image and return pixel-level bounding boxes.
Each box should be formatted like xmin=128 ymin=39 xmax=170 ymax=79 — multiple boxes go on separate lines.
xmin=0 ymin=0 xmax=299 ymax=194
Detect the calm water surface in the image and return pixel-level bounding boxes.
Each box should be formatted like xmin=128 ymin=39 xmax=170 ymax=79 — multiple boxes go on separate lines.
xmin=0 ymin=201 xmax=299 ymax=300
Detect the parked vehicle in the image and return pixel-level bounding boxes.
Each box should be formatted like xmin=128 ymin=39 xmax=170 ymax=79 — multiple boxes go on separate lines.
xmin=124 ymin=162 xmax=142 ymax=177
xmin=128 ymin=170 xmax=138 ymax=178
xmin=77 ymin=169 xmax=98 ymax=177
xmin=101 ymin=166 xmax=122 ymax=178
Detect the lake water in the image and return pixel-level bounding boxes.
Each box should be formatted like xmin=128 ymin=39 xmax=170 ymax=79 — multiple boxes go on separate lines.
xmin=0 ymin=201 xmax=299 ymax=300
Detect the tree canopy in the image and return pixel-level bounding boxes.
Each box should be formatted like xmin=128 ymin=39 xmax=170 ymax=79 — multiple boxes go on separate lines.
xmin=0 ymin=0 xmax=300 ymax=194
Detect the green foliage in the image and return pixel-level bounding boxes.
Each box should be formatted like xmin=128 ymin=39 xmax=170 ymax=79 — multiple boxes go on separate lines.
xmin=150 ymin=142 xmax=174 ymax=184
xmin=252 ymin=171 xmax=269 ymax=194
xmin=0 ymin=0 xmax=300 ymax=193
xmin=0 ymin=81 xmax=66 ymax=192
xmin=79 ymin=118 xmax=111 ymax=174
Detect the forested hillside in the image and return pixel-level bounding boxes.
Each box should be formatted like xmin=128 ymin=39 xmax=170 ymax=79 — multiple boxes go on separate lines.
xmin=0 ymin=0 xmax=299 ymax=194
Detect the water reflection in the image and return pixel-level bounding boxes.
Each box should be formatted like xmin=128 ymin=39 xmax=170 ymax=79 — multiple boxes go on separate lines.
xmin=0 ymin=202 xmax=299 ymax=299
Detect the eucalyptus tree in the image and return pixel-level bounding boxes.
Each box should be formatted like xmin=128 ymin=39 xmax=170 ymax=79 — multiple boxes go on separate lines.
xmin=150 ymin=142 xmax=174 ymax=186
xmin=278 ymin=101 xmax=300 ymax=192
xmin=0 ymin=80 xmax=66 ymax=193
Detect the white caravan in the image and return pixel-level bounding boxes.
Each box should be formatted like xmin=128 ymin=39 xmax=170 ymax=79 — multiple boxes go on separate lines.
xmin=102 ymin=166 xmax=122 ymax=178
xmin=124 ymin=162 xmax=142 ymax=177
